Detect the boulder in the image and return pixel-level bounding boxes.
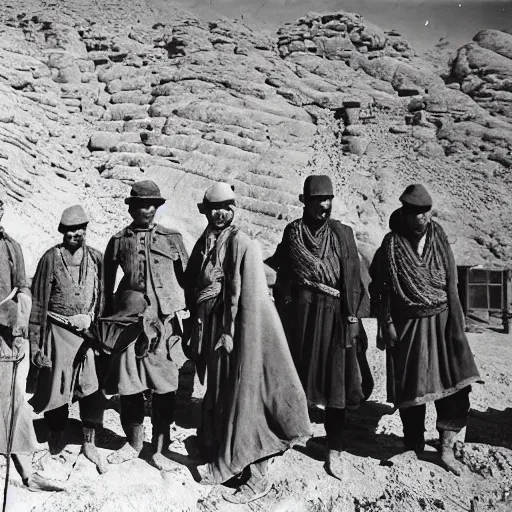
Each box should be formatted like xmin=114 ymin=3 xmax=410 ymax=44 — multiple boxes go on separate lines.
xmin=104 ymin=103 xmax=149 ymax=121
xmin=416 ymin=141 xmax=445 ymax=158
xmin=473 ymin=29 xmax=512 ymax=61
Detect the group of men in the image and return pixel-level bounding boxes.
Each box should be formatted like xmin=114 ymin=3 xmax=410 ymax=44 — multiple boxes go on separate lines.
xmin=0 ymin=174 xmax=480 ymax=504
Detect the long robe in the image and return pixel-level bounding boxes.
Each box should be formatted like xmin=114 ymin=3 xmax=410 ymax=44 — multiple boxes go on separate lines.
xmin=0 ymin=332 xmax=36 ymax=455
xmin=0 ymin=231 xmax=35 ymax=455
xmin=369 ymin=215 xmax=480 ymax=408
xmin=185 ymin=226 xmax=312 ymax=484
xmin=267 ymin=218 xmax=373 ymax=408
xmin=28 ymin=244 xmax=103 ymax=412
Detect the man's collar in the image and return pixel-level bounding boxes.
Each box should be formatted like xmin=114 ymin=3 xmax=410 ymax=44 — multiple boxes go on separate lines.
xmin=127 ymin=222 xmax=156 ymax=233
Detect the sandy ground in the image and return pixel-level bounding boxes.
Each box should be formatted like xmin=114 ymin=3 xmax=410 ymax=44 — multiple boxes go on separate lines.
xmin=1 ymin=320 xmax=512 ymax=511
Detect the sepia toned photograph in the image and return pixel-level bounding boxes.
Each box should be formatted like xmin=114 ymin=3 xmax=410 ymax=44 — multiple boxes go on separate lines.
xmin=0 ymin=0 xmax=511 ymax=510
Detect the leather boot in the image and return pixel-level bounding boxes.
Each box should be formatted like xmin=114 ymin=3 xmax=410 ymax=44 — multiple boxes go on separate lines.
xmin=83 ymin=426 xmax=108 ymax=474
xmin=151 ymin=426 xmax=178 ymax=472
xmin=440 ymin=429 xmax=463 ymax=476
xmin=107 ymin=424 xmax=144 ymax=465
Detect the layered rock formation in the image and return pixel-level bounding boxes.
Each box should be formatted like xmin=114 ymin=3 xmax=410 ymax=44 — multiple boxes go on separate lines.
xmin=0 ymin=1 xmax=511 ymax=274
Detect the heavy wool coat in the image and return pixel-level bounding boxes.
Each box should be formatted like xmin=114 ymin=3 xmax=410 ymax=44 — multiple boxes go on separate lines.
xmin=0 ymin=232 xmax=35 ymax=455
xmin=267 ymin=218 xmax=373 ymax=407
xmin=369 ymin=213 xmax=480 ymax=408
xmin=185 ymin=227 xmax=312 ymax=483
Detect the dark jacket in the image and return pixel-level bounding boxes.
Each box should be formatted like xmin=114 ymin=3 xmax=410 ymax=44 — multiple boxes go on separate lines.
xmin=266 ymin=218 xmax=370 ymax=319
xmin=104 ymin=224 xmax=188 ymax=317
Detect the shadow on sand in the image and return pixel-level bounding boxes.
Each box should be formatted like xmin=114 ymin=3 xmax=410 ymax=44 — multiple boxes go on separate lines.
xmin=294 ymin=400 xmax=405 ymax=463
xmin=466 ymin=407 xmax=512 ymax=450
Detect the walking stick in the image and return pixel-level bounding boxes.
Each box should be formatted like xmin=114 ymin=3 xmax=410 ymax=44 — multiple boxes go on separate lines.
xmin=1 ymin=348 xmax=24 ymax=512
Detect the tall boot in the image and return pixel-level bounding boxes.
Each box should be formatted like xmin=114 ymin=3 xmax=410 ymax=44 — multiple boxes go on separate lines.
xmin=440 ymin=429 xmax=463 ymax=476
xmin=83 ymin=427 xmax=108 ymax=474
xmin=326 ymin=447 xmax=348 ymax=481
xmin=107 ymin=424 xmax=144 ymax=465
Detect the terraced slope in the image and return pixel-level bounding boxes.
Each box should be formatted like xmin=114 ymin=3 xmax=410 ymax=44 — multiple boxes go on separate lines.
xmin=0 ymin=1 xmax=511 ymax=272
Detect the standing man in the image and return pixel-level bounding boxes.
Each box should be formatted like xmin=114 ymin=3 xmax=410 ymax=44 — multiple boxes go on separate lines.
xmin=265 ymin=175 xmax=371 ymax=480
xmin=369 ymin=184 xmax=480 ymax=475
xmin=29 ymin=205 xmax=107 ymax=474
xmin=0 ymin=191 xmax=64 ymax=492
xmin=184 ymin=182 xmax=311 ymax=505
xmin=102 ymin=180 xmax=189 ymax=471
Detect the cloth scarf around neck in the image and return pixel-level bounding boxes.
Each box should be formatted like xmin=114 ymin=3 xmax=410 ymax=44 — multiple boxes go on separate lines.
xmin=195 ymin=225 xmax=238 ymax=305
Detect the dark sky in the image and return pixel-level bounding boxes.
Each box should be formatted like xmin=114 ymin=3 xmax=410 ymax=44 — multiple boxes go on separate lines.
xmin=174 ymin=0 xmax=511 ymax=49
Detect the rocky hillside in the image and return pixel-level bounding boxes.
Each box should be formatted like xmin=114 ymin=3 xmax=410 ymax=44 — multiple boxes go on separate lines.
xmin=1 ymin=3 xmax=512 ymax=512
xmin=0 ymin=0 xmax=511 ymax=274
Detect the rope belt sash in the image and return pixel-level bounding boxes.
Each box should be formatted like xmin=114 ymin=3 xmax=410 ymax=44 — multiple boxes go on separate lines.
xmin=196 ymin=266 xmax=224 ymax=306
xmin=299 ymin=278 xmax=340 ymax=298
xmin=196 ymin=281 xmax=223 ymax=306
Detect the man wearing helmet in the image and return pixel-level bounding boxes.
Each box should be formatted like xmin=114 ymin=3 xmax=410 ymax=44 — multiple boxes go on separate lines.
xmin=184 ymin=182 xmax=311 ymax=504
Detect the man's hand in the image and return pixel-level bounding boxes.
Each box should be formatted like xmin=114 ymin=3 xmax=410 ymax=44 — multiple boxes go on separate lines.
xmin=33 ymin=350 xmax=52 ymax=369
xmin=383 ymin=320 xmax=398 ymax=348
xmin=12 ymin=337 xmax=25 ymax=357
xmin=214 ymin=333 xmax=234 ymax=354
xmin=68 ymin=314 xmax=92 ymax=331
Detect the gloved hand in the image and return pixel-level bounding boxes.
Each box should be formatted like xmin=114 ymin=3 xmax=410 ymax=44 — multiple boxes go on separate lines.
xmin=214 ymin=333 xmax=233 ymax=354
xmin=68 ymin=314 xmax=92 ymax=331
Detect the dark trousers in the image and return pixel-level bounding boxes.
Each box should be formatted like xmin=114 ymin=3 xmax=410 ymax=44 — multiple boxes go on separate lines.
xmin=119 ymin=391 xmax=175 ymax=431
xmin=45 ymin=390 xmax=104 ymax=432
xmin=324 ymin=407 xmax=347 ymax=451
xmin=399 ymin=387 xmax=471 ymax=451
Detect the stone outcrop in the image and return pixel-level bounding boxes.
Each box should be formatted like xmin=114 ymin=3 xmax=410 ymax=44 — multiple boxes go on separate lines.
xmin=0 ymin=1 xmax=511 ymax=273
